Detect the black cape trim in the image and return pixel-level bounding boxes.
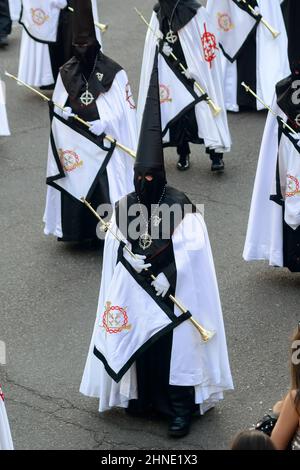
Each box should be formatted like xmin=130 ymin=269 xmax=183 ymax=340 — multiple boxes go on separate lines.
xmin=46 ymin=102 xmax=115 ymax=204
xmin=219 ymin=21 xmax=259 ymax=64
xmin=157 ymin=51 xmax=207 ymax=138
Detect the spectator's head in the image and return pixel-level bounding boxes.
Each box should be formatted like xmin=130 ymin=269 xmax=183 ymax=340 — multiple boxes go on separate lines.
xmin=291 ymin=325 xmax=300 ymax=413
xmin=231 ymin=430 xmax=276 ymax=450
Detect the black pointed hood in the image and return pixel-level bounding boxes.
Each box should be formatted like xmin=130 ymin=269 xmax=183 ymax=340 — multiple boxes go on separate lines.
xmin=72 ymin=0 xmax=97 ymax=47
xmin=134 ymin=49 xmax=167 ymax=208
xmin=276 ymin=0 xmax=300 ymax=128
xmin=154 ymin=0 xmax=200 ymax=32
xmin=135 ymin=50 xmax=165 ymax=174
xmin=60 ymin=0 xmax=122 ymax=110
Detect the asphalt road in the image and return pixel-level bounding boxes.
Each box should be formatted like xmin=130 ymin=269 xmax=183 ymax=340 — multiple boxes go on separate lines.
xmin=1 ymin=0 xmax=299 ymax=451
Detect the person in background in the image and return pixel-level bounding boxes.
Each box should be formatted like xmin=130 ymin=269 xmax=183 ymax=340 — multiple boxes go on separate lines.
xmin=271 ymin=326 xmax=300 ymax=450
xmin=231 ymin=430 xmax=276 ymax=450
xmin=0 ymin=0 xmax=12 ymax=47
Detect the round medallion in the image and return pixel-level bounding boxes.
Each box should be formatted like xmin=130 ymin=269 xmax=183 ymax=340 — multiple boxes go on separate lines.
xmin=139 ymin=232 xmax=152 ymax=251
xmin=166 ymin=30 xmax=178 ymax=44
xmin=80 ymin=90 xmax=94 ymax=106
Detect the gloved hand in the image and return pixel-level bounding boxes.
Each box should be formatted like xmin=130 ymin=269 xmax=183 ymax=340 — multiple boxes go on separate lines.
xmin=62 ymin=106 xmax=75 ymax=120
xmin=123 ymin=247 xmax=152 ymax=274
xmin=182 ymin=68 xmax=193 ymax=80
xmin=51 ymin=0 xmax=68 ymax=9
xmin=162 ymin=42 xmax=173 ymax=57
xmin=151 ymin=272 xmax=170 ymax=298
xmin=88 ymin=119 xmax=108 ymax=137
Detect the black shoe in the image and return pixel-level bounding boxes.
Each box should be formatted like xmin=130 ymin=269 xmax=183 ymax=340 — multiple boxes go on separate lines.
xmin=168 ymin=415 xmax=191 ymax=438
xmin=211 ymin=155 xmax=224 ymax=172
xmin=0 ymin=36 xmax=8 ymax=47
xmin=40 ymin=84 xmax=55 ymax=91
xmin=177 ymin=154 xmax=190 ymax=171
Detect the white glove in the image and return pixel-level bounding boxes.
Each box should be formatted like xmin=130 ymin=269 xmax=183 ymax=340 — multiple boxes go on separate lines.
xmin=51 ymin=0 xmax=67 ymax=9
xmin=62 ymin=106 xmax=75 ymax=120
xmin=162 ymin=42 xmax=173 ymax=57
xmin=88 ymin=119 xmax=107 ymax=137
xmin=151 ymin=272 xmax=170 ymax=298
xmin=182 ymin=68 xmax=193 ymax=80
xmin=123 ymin=247 xmax=152 ymax=274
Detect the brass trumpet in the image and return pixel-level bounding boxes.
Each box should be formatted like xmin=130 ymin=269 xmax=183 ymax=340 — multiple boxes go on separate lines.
xmin=81 ymin=198 xmax=216 ymax=343
xmin=241 ymin=82 xmax=297 ymax=136
xmin=237 ymin=0 xmax=280 ymax=39
xmin=68 ymin=7 xmax=108 ymax=34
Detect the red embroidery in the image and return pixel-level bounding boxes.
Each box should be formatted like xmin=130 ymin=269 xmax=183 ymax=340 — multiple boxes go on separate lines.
xmin=160 ymin=84 xmax=172 ymax=104
xmin=0 ymin=387 xmax=5 ymax=402
xmin=201 ymin=23 xmax=218 ymax=68
xmin=30 ymin=8 xmax=49 ymax=26
xmin=125 ymin=83 xmax=136 ymax=110
xmin=58 ymin=149 xmax=83 ymax=173
xmin=286 ymin=174 xmax=300 ymax=197
xmin=217 ymin=13 xmax=234 ymax=33
xmin=102 ymin=302 xmax=131 ymax=334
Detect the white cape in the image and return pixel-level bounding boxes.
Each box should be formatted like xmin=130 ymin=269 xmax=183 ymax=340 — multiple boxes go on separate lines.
xmin=243 ymin=98 xmax=285 ymax=266
xmin=0 ymin=80 xmax=10 ymax=136
xmin=80 ymin=212 xmax=233 ymax=414
xmin=209 ymin=0 xmax=290 ymax=111
xmin=137 ymin=9 xmax=231 ymax=153
xmin=20 ymin=0 xmax=62 ymax=43
xmin=0 ymin=388 xmax=13 ymax=450
xmin=43 ymin=70 xmax=136 ymax=238
xmin=17 ymin=0 xmax=101 ymax=87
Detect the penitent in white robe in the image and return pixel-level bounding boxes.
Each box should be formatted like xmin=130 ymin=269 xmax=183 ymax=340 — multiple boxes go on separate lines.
xmin=17 ymin=0 xmax=101 ymax=88
xmin=137 ymin=8 xmax=231 ymax=154
xmin=43 ymin=69 xmax=137 ymax=238
xmin=80 ymin=211 xmax=233 ymax=414
xmin=207 ymin=0 xmax=290 ymax=112
xmin=243 ymin=97 xmax=295 ymax=267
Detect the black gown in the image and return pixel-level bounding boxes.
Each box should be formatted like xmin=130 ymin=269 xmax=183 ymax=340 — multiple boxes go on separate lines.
xmin=0 ymin=0 xmax=11 ymax=38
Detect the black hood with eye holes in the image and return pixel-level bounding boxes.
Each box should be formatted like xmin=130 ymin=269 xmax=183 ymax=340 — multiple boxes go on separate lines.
xmin=154 ymin=0 xmax=200 ymax=33
xmin=134 ymin=48 xmax=166 ymax=208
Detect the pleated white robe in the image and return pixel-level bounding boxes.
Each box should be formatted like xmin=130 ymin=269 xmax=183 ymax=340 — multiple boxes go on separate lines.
xmin=243 ymin=98 xmax=285 ymax=266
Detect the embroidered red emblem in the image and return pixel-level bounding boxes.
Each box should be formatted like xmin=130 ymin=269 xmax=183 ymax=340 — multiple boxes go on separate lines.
xmin=58 ymin=149 xmax=83 ymax=173
xmin=125 ymin=83 xmax=136 ymax=110
xmin=201 ymin=23 xmax=218 ymax=68
xmin=286 ymin=174 xmax=300 ymax=197
xmin=217 ymin=12 xmax=234 ymax=32
xmin=160 ymin=84 xmax=172 ymax=104
xmin=30 ymin=8 xmax=49 ymax=26
xmin=0 ymin=387 xmax=4 ymax=402
xmin=102 ymin=302 xmax=131 ymax=334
